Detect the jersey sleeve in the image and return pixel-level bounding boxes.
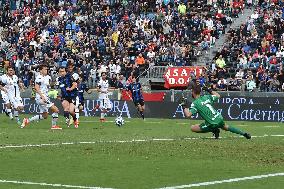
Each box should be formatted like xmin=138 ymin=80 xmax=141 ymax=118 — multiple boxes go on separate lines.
xmin=189 ymin=103 xmax=198 ymax=115
xmin=14 ymin=75 xmax=19 ymax=83
xmin=1 ymin=75 xmax=7 ymax=85
xmin=97 ymin=80 xmax=102 ymax=88
xmin=209 ymin=95 xmax=219 ymax=103
xmin=35 ymin=75 xmax=43 ymax=85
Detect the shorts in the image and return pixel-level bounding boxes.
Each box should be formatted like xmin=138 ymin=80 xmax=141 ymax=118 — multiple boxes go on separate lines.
xmin=1 ymin=90 xmax=10 ymax=104
xmin=99 ymin=98 xmax=112 ymax=110
xmin=133 ymin=99 xmax=145 ymax=106
xmin=79 ymin=100 xmax=84 ymax=107
xmin=36 ymin=97 xmax=54 ymax=113
xmin=8 ymin=96 xmax=23 ymax=109
xmin=199 ymin=120 xmax=225 ymax=130
xmin=62 ymin=96 xmax=79 ymax=106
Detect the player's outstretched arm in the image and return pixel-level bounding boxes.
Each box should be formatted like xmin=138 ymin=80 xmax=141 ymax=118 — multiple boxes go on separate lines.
xmin=210 ymin=91 xmax=220 ymax=98
xmin=203 ymin=85 xmax=221 ymax=98
xmin=0 ymin=85 xmax=7 ymax=93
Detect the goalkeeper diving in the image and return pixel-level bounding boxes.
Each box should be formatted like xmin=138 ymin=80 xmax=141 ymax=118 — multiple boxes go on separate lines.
xmin=179 ymin=82 xmax=251 ymax=139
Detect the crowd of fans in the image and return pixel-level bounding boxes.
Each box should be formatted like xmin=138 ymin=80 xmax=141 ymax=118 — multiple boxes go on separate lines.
xmin=0 ymin=0 xmax=283 ymax=92
xmin=208 ymin=0 xmax=284 ymax=92
xmin=0 ymin=0 xmax=239 ymax=89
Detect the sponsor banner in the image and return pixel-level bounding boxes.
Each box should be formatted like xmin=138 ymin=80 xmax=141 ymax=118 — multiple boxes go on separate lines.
xmin=1 ymin=98 xmax=284 ymax=122
xmin=216 ymin=97 xmax=283 ymax=105
xmin=163 ymin=66 xmax=204 ymax=89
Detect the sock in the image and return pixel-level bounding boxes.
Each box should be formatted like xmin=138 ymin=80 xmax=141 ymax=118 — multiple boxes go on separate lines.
xmin=63 ymin=111 xmax=70 ymax=119
xmin=227 ymin=125 xmax=245 ymax=136
xmin=14 ymin=110 xmax=20 ymax=121
xmin=4 ymin=107 xmax=9 ymax=116
xmin=75 ymin=108 xmax=80 ymax=120
xmin=64 ymin=111 xmax=70 ymax=122
xmin=52 ymin=113 xmax=58 ymax=126
xmin=29 ymin=114 xmax=44 ymax=123
xmin=6 ymin=109 xmax=13 ymax=119
xmin=140 ymin=111 xmax=145 ymax=119
xmin=71 ymin=113 xmax=77 ymax=122
xmin=100 ymin=112 xmax=105 ymax=119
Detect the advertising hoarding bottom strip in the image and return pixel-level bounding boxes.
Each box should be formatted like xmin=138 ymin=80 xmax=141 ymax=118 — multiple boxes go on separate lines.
xmin=0 ymin=135 xmax=284 ymax=149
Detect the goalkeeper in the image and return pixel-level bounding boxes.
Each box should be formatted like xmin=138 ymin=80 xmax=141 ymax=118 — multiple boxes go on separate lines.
xmin=179 ymin=82 xmax=251 ymax=139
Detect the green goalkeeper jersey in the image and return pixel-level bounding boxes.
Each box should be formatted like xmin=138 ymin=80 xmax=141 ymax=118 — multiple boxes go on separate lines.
xmin=189 ymin=95 xmax=223 ymax=125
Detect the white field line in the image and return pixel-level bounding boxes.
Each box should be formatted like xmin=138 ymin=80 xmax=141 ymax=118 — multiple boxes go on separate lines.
xmin=72 ymin=120 xmax=130 ymax=123
xmin=0 ymin=179 xmax=114 ymax=189
xmin=264 ymin=126 xmax=280 ymax=128
xmin=236 ymin=125 xmax=249 ymax=127
xmin=157 ymin=172 xmax=284 ymax=189
xmin=0 ymin=135 xmax=284 ymax=150
xmin=67 ymin=121 xmax=161 ymax=124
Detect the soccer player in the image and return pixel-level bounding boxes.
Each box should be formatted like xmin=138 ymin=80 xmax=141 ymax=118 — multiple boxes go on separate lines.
xmin=179 ymin=83 xmax=251 ymax=139
xmin=21 ymin=64 xmax=61 ymax=129
xmin=97 ymin=72 xmax=113 ymax=122
xmin=76 ymin=74 xmax=91 ymax=121
xmin=68 ymin=72 xmax=80 ymax=128
xmin=0 ymin=74 xmax=12 ymax=118
xmin=58 ymin=67 xmax=79 ymax=128
xmin=0 ymin=66 xmax=25 ymax=124
xmin=125 ymin=76 xmax=145 ymax=119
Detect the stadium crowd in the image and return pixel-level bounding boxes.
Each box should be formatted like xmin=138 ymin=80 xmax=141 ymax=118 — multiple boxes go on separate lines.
xmin=0 ymin=0 xmax=238 ymax=89
xmin=0 ymin=0 xmax=283 ymax=92
xmin=210 ymin=0 xmax=284 ymax=92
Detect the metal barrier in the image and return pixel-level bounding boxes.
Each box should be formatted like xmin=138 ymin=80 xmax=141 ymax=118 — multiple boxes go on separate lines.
xmin=142 ymin=66 xmax=168 ymax=79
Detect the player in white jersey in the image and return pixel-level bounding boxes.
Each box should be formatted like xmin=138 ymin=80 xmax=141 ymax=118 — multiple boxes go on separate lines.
xmin=21 ymin=64 xmax=61 ymax=129
xmin=96 ymin=72 xmax=113 ymax=121
xmin=0 ymin=75 xmax=11 ymax=117
xmin=0 ymin=66 xmax=25 ymax=124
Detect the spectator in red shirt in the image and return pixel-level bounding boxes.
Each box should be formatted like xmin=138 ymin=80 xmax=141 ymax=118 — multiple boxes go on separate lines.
xmin=269 ymin=55 xmax=278 ymax=71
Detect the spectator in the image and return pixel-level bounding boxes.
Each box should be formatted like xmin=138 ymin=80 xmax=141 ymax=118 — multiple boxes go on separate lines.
xmin=215 ymin=55 xmax=226 ymax=69
xmin=246 ymin=75 xmax=256 ymax=92
xmin=228 ymin=75 xmax=241 ymax=91
xmin=217 ymin=77 xmax=228 ymax=91
xmin=267 ymin=74 xmax=280 ymax=92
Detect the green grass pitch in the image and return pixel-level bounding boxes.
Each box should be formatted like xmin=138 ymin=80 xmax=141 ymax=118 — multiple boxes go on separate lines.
xmin=0 ymin=114 xmax=283 ymax=189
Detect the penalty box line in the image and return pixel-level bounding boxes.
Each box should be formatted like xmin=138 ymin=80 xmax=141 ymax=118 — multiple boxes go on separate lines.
xmin=0 ymin=179 xmax=114 ymax=189
xmin=0 ymin=135 xmax=284 ymax=150
xmin=157 ymin=172 xmax=284 ymax=189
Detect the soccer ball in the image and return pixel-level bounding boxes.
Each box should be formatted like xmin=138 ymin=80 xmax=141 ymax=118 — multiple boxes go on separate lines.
xmin=115 ymin=116 xmax=125 ymax=127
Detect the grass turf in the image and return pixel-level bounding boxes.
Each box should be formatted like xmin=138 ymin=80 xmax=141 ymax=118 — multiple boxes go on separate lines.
xmin=0 ymin=114 xmax=283 ymax=189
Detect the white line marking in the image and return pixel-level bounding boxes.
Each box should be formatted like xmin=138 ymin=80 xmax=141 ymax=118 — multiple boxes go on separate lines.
xmin=157 ymin=172 xmax=284 ymax=189
xmin=74 ymin=121 xmax=161 ymax=124
xmin=74 ymin=120 xmax=131 ymax=123
xmin=0 ymin=135 xmax=284 ymax=150
xmin=236 ymin=125 xmax=248 ymax=127
xmin=0 ymin=179 xmax=114 ymax=189
xmin=264 ymin=126 xmax=280 ymax=128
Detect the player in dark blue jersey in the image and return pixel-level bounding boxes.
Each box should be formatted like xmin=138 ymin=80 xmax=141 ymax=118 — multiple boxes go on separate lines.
xmin=75 ymin=75 xmax=91 ymax=121
xmin=126 ymin=76 xmax=145 ymax=119
xmin=58 ymin=67 xmax=79 ymax=128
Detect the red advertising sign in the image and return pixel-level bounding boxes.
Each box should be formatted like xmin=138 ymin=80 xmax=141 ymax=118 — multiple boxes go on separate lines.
xmin=163 ymin=66 xmax=204 ymax=89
